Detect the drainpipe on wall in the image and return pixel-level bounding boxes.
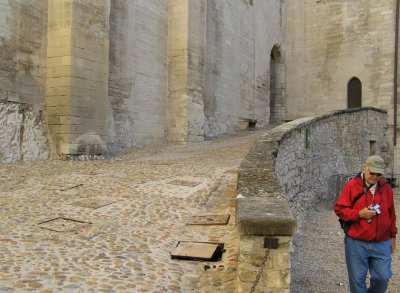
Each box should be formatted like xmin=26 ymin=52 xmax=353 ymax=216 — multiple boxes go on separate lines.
xmin=392 ymin=0 xmax=399 ymax=175
xmin=252 ymin=10 xmax=256 ymax=121
xmin=394 ymin=0 xmax=399 ymax=147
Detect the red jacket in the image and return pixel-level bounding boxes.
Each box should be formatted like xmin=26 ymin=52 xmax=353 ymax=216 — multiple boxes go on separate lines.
xmin=334 ymin=174 xmax=397 ymax=242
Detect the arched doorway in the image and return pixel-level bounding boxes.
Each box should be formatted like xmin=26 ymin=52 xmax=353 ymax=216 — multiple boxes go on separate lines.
xmin=269 ymin=45 xmax=286 ymax=124
xmin=347 ymin=77 xmax=362 ymax=108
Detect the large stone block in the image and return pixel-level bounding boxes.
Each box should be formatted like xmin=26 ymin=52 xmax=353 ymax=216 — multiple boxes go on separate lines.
xmin=236 ymin=197 xmax=296 ymax=236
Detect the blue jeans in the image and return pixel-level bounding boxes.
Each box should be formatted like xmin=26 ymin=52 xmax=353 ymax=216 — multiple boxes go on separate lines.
xmin=345 ymin=236 xmax=392 ymax=293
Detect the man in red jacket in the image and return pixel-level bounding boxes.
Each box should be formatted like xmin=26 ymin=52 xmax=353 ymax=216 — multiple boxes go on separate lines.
xmin=334 ymin=155 xmax=397 ymax=293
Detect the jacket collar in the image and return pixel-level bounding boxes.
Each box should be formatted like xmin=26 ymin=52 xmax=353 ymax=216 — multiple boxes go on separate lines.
xmin=354 ymin=172 xmax=386 ymax=190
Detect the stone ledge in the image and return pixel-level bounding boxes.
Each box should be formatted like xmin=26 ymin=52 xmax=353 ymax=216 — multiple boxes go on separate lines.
xmin=236 ymin=197 xmax=296 ymax=236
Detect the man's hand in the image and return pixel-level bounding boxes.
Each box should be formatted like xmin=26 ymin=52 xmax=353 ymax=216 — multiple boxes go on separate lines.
xmin=359 ymin=206 xmax=376 ymax=220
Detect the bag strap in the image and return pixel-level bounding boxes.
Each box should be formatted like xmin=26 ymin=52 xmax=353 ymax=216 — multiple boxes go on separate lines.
xmin=350 ymin=175 xmax=373 ymax=206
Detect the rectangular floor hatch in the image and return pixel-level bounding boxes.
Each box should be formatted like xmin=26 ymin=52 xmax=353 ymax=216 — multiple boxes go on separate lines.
xmin=171 ymin=241 xmax=224 ymax=261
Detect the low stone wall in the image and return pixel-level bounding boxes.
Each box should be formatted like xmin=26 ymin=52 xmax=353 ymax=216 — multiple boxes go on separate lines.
xmin=0 ymin=101 xmax=49 ymax=163
xmin=236 ymin=107 xmax=387 ymax=292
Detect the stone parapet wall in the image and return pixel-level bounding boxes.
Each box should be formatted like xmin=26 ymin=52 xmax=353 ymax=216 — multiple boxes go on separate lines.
xmin=236 ymin=107 xmax=387 ymax=292
xmin=275 ymin=107 xmax=387 ymax=217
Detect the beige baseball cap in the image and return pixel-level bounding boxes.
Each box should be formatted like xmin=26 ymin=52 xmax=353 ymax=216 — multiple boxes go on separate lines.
xmin=365 ymin=155 xmax=385 ymax=175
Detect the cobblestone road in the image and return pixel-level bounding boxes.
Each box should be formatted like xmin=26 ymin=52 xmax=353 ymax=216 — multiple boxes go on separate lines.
xmin=0 ymin=130 xmax=265 ymax=293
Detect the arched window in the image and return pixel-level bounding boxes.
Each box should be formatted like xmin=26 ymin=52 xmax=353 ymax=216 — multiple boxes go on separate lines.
xmin=269 ymin=45 xmax=285 ymax=124
xmin=347 ymin=77 xmax=362 ymax=108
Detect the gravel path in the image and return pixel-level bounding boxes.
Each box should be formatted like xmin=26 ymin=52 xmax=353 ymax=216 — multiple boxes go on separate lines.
xmin=291 ymin=191 xmax=400 ymax=293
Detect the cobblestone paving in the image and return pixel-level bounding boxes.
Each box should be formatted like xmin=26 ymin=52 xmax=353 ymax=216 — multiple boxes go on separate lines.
xmin=0 ymin=130 xmax=265 ymax=293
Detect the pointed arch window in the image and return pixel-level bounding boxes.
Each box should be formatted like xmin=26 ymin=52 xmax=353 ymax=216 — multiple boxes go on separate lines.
xmin=347 ymin=77 xmax=362 ymax=108
xmin=269 ymin=45 xmax=285 ymax=124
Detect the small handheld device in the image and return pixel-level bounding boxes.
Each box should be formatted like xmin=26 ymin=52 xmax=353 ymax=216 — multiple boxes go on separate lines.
xmin=369 ymin=204 xmax=381 ymax=215
xmin=367 ymin=204 xmax=381 ymax=223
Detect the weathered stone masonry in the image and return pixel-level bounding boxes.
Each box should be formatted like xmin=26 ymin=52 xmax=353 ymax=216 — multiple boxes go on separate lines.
xmin=0 ymin=0 xmax=399 ymax=175
xmin=1 ymin=0 xmax=285 ymax=162
xmin=0 ymin=0 xmax=49 ymax=162
xmin=275 ymin=108 xmax=387 ymax=217
xmin=286 ymin=0 xmax=399 ymax=172
xmin=46 ymin=0 xmax=110 ymax=157
xmin=0 ymin=101 xmax=49 ymax=162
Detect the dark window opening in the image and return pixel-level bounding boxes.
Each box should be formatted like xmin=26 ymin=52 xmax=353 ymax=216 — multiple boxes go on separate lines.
xmin=370 ymin=140 xmax=377 ymax=156
xmin=347 ymin=77 xmax=362 ymax=108
xmin=269 ymin=45 xmax=284 ymax=124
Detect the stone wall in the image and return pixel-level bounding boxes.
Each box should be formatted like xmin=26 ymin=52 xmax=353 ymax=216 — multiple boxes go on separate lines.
xmin=286 ymin=1 xmax=394 ymax=118
xmin=204 ymin=0 xmax=286 ymax=136
xmin=286 ymin=0 xmax=399 ymax=172
xmin=236 ymin=107 xmax=387 ymax=292
xmin=0 ymin=0 xmax=398 ymax=168
xmin=166 ymin=0 xmax=204 ymax=144
xmin=275 ymin=108 xmax=387 ymax=217
xmin=108 ymin=0 xmax=168 ymax=152
xmin=0 ymin=0 xmax=49 ymax=162
xmin=46 ymin=0 xmax=110 ymax=158
xmin=0 ymin=0 xmax=285 ymax=161
xmin=0 ymin=101 xmax=49 ymax=162
xmin=107 ymin=0 xmax=286 ymax=149
xmin=0 ymin=0 xmax=285 ymax=160
xmin=166 ymin=0 xmax=286 ymax=142
xmin=0 ymin=0 xmax=47 ymax=105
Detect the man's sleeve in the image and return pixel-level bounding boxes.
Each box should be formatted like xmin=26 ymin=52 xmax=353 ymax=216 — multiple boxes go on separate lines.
xmin=334 ymin=181 xmax=360 ymax=222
